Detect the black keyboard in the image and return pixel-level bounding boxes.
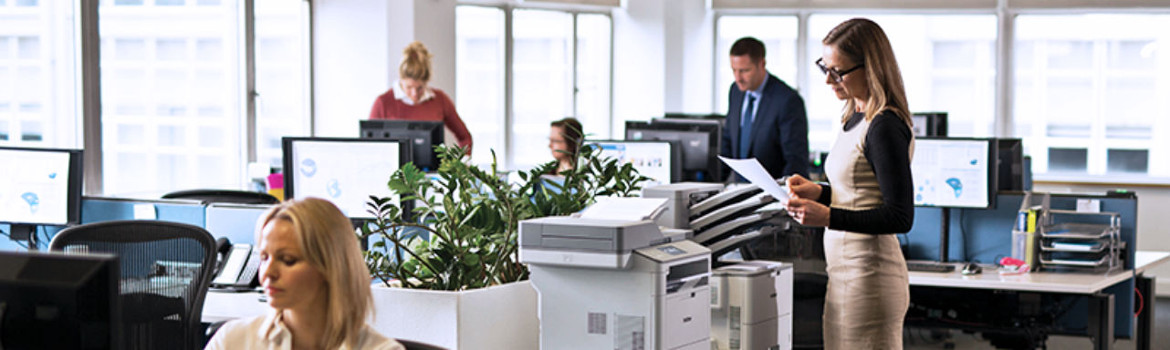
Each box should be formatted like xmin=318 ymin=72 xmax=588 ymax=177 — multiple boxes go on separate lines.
xmin=906 ymin=262 xmax=955 ymax=273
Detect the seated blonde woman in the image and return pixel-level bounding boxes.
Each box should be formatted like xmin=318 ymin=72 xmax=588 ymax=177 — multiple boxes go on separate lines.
xmin=206 ymin=197 xmax=404 ymax=350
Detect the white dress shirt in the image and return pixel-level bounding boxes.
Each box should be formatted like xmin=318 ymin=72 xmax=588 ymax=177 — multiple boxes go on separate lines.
xmin=205 ymin=310 xmax=405 ymax=350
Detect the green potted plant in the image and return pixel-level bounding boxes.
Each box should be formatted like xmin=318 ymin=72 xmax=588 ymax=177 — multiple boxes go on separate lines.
xmin=360 ymin=144 xmax=648 ymax=349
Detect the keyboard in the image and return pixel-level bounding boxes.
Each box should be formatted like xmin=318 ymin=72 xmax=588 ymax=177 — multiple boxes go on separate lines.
xmin=906 ymin=262 xmax=956 ymax=273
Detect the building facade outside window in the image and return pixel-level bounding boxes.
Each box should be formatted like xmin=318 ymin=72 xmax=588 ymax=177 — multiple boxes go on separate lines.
xmin=0 ymin=0 xmax=78 ymax=148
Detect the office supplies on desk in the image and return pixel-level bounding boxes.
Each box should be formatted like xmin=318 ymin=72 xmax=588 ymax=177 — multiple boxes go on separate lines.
xmin=906 ymin=261 xmax=956 ymax=273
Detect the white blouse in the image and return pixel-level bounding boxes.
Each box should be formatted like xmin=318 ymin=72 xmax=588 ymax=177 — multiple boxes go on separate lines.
xmin=205 ymin=311 xmax=405 ymax=350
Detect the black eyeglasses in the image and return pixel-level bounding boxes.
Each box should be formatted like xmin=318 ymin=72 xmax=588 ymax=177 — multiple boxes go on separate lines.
xmin=816 ymin=58 xmax=863 ymax=83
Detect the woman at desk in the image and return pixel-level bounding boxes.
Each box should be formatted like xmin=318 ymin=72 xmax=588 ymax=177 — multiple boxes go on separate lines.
xmin=368 ymin=41 xmax=473 ymax=156
xmin=547 ymin=117 xmax=583 ymax=175
xmin=785 ymin=18 xmax=915 ymax=349
xmin=206 ymin=198 xmax=403 ymax=350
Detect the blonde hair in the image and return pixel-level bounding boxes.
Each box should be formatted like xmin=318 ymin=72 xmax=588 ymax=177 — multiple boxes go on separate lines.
xmin=400 ymin=41 xmax=433 ymax=82
xmin=822 ymin=18 xmax=912 ymax=127
xmin=257 ymin=198 xmax=372 ymax=349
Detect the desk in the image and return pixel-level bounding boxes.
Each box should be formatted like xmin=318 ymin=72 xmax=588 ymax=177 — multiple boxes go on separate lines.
xmin=202 ymin=290 xmax=268 ymax=323
xmin=906 ymin=251 xmax=1170 ymax=350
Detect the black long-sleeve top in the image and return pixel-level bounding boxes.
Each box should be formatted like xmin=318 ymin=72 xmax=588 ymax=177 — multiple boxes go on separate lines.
xmin=815 ymin=111 xmax=915 ymax=234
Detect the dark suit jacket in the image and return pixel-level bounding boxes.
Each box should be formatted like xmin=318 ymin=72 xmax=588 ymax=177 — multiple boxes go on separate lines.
xmin=720 ymin=74 xmax=810 ymax=180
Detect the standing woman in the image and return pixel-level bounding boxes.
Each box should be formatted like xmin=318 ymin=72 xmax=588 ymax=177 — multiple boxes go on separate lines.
xmin=784 ymin=18 xmax=915 ymax=349
xmin=369 ymin=41 xmax=473 ymax=155
xmin=206 ymin=198 xmax=404 ymax=349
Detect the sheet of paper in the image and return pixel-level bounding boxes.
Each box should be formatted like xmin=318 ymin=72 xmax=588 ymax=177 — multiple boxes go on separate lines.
xmin=578 ymin=197 xmax=669 ymax=222
xmin=718 ymin=156 xmax=790 ymax=205
xmin=133 ymin=203 xmax=157 ymax=220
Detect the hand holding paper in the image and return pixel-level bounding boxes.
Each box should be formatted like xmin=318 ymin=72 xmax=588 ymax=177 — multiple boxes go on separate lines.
xmin=718 ymin=156 xmax=790 ymax=205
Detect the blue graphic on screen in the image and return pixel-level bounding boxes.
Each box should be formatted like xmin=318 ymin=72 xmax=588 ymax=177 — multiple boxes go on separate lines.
xmin=300 ymin=158 xmax=318 ymax=177
xmin=326 ymin=179 xmax=342 ymax=198
xmin=910 ymin=139 xmax=990 ymax=208
xmin=946 ymin=177 xmax=962 ymax=198
xmin=48 ymin=172 xmax=57 ymax=179
xmin=21 ymin=192 xmax=39 ymax=214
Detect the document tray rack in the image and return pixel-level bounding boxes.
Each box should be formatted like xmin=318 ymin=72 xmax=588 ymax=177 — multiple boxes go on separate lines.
xmin=1037 ymin=209 xmax=1124 ymax=272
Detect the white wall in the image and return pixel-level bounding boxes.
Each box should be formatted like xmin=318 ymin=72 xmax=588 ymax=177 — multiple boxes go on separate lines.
xmin=1033 ymin=183 xmax=1170 ymax=296
xmin=611 ymin=0 xmax=666 ymax=135
xmin=312 ymin=0 xmax=456 ymax=137
xmin=663 ymin=0 xmax=715 ymax=114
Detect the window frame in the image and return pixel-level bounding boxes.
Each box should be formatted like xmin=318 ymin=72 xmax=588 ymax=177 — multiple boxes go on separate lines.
xmin=456 ymin=2 xmax=614 ymax=170
xmin=711 ymin=4 xmax=1170 ymax=184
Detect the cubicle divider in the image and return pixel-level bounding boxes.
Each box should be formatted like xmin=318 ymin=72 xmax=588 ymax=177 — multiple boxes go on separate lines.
xmin=904 ymin=191 xmax=1139 ymax=339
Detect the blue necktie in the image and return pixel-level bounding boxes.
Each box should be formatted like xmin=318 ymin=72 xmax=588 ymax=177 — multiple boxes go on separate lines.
xmin=739 ymin=94 xmax=756 ymax=158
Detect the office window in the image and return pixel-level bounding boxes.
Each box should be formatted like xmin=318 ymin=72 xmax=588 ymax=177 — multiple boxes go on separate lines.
xmin=455 ymin=6 xmax=505 ymax=167
xmin=715 ymin=16 xmax=798 ymax=116
xmin=456 ymin=5 xmax=612 ymax=170
xmin=575 ymin=14 xmax=612 ymax=148
xmin=0 ymin=1 xmax=78 ymax=147
xmin=99 ymin=0 xmax=243 ymax=196
xmin=806 ymin=15 xmax=996 ymax=152
xmin=1014 ymin=14 xmax=1170 ymax=177
xmin=255 ymin=0 xmax=311 ymax=168
xmin=512 ymin=9 xmax=573 ymax=169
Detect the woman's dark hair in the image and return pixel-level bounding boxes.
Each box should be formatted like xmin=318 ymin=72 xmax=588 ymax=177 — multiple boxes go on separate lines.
xmin=551 ymin=117 xmax=583 ymax=157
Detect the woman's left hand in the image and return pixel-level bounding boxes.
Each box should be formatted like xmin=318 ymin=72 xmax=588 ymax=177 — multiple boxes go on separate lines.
xmin=786 ymin=198 xmax=830 ymax=227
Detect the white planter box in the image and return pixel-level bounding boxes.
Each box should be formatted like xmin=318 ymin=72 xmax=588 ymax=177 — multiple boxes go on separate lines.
xmin=370 ymin=280 xmax=538 ymax=350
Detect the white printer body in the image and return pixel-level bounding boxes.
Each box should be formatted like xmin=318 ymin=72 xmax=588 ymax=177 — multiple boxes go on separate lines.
xmin=710 ymin=261 xmax=793 ymax=350
xmin=520 ymin=217 xmax=712 ymax=350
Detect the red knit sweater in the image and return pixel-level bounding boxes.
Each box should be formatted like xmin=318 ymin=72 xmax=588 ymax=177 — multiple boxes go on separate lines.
xmin=368 ymin=87 xmax=473 ymax=152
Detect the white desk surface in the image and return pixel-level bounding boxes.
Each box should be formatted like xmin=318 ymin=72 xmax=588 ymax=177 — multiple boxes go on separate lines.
xmin=1135 ymin=250 xmax=1170 ymax=274
xmin=908 ymin=262 xmax=1132 ymax=294
xmin=202 ymin=290 xmax=268 ymax=323
xmin=909 ymin=251 xmax=1170 ymax=294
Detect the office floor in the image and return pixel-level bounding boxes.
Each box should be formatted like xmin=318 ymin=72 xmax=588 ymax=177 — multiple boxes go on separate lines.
xmin=904 ymin=297 xmax=1168 ymax=349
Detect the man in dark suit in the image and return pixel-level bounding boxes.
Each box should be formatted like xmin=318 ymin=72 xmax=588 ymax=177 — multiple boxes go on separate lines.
xmin=721 ymin=37 xmax=810 ymax=181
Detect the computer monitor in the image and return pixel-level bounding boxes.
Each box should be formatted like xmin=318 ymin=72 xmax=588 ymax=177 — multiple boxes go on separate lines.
xmin=0 ymin=147 xmax=84 ymax=246
xmin=0 ymin=250 xmax=120 ymax=349
xmin=282 ymin=137 xmax=411 ymax=219
xmin=911 ymin=137 xmax=996 ymax=209
xmin=360 ymin=120 xmax=444 ymax=172
xmin=625 ymin=119 xmax=722 ymax=182
xmin=587 ymin=140 xmax=680 ymax=188
xmin=996 ymin=138 xmax=1024 ymax=192
xmin=910 ymin=112 xmax=948 ymax=137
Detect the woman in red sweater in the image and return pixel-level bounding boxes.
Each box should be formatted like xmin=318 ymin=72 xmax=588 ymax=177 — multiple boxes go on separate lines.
xmin=368 ymin=41 xmax=473 ymax=155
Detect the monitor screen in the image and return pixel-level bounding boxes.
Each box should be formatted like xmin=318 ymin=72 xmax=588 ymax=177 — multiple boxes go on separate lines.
xmin=360 ymin=120 xmax=444 ymax=172
xmin=588 ymin=140 xmax=678 ymax=187
xmin=996 ymin=138 xmax=1024 ymax=192
xmin=0 ymin=250 xmax=120 ymax=349
xmin=282 ymin=137 xmax=410 ymax=219
xmin=911 ymin=138 xmax=996 ymax=209
xmin=0 ymin=147 xmax=83 ymax=226
xmin=625 ymin=119 xmax=721 ymax=182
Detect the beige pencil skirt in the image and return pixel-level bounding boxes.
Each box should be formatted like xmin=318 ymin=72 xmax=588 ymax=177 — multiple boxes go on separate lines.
xmin=822 ymin=229 xmax=910 ymax=350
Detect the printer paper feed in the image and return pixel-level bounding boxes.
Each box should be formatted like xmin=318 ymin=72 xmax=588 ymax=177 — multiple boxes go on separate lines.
xmin=718 ymin=156 xmax=790 ymax=205
xmin=579 ymin=197 xmax=668 ymax=222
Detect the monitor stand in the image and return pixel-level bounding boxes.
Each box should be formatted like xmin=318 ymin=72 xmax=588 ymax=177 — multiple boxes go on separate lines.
xmin=938 ymin=208 xmax=951 ymax=263
xmin=8 ymin=224 xmax=37 ymax=250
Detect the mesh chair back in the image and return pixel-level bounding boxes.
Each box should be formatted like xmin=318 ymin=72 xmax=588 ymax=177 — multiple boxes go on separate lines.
xmin=50 ymin=220 xmax=217 ymax=350
xmin=162 ymin=189 xmax=279 ymax=205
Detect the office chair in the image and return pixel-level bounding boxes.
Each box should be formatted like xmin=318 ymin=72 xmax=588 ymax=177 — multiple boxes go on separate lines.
xmin=50 ymin=220 xmax=218 ymax=350
xmin=162 ymin=189 xmax=279 ymax=205
xmin=398 ymin=338 xmax=450 ymax=350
